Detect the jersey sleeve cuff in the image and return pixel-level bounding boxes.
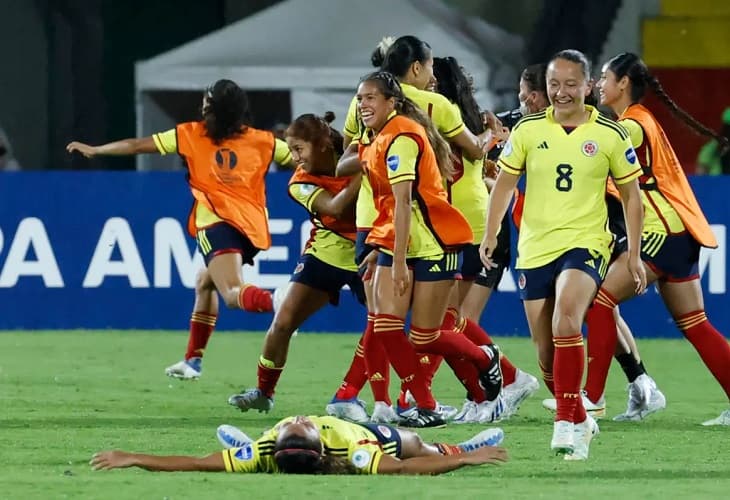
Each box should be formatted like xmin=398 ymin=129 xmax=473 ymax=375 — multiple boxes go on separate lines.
xmin=613 ymin=167 xmax=642 ymax=184
xmin=442 ymin=123 xmax=465 ymax=138
xmin=388 ymin=173 xmax=416 ymax=184
xmin=497 ymin=159 xmax=524 ymax=175
xmin=152 ymin=134 xmax=168 ymax=155
xmin=222 ymin=450 xmax=234 ymax=472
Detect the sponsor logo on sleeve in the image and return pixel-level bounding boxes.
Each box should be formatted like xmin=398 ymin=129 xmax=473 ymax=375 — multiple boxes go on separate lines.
xmin=234 ymin=444 xmax=254 ymax=461
xmin=351 ymin=449 xmax=372 ymax=469
xmin=299 ymin=183 xmax=316 ymax=195
xmin=625 ymin=147 xmax=637 ymax=164
xmin=386 ymin=155 xmax=400 ymax=171
xmin=502 ymin=140 xmax=513 ymax=157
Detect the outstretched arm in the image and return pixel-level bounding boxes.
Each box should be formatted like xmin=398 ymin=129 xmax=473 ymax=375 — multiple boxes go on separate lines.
xmin=90 ymin=450 xmax=226 ymax=472
xmin=376 ymin=446 xmax=507 ymax=475
xmin=67 ymin=137 xmax=159 ymax=158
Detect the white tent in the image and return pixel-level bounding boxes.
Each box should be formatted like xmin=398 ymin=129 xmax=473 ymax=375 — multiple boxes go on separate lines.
xmin=134 ymin=0 xmax=514 ymax=170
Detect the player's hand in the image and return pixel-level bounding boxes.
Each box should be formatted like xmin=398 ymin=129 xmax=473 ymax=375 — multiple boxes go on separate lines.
xmin=462 ymin=446 xmax=508 ymax=465
xmin=66 ymin=141 xmax=98 ymax=158
xmin=358 ymin=249 xmax=379 ymax=282
xmin=627 ymin=254 xmax=647 ymax=295
xmin=483 ymin=159 xmax=499 ymax=180
xmin=392 ymin=260 xmax=410 ymax=297
xmin=479 ymin=235 xmax=498 ymax=270
xmin=90 ymin=450 xmax=136 ymax=470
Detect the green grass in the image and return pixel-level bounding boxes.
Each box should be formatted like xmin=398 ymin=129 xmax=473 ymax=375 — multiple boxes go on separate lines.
xmin=1 ymin=330 xmax=729 ymax=499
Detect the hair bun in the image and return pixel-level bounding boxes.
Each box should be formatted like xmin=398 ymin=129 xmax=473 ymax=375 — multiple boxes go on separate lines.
xmin=323 ymin=111 xmax=336 ymax=124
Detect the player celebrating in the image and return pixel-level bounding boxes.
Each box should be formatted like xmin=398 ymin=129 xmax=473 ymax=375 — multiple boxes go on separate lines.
xmin=480 ymin=50 xmax=646 ymax=460
xmin=90 ymin=416 xmax=507 ymax=475
xmin=66 ymin=80 xmax=292 ymax=379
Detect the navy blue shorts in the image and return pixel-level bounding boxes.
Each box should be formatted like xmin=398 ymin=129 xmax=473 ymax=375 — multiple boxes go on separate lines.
xmin=196 ymin=222 xmax=259 ymax=266
xmin=377 ymin=252 xmax=462 ymax=282
xmin=358 ymin=423 xmax=402 ymax=457
xmin=355 ymin=230 xmax=376 ymax=279
xmin=461 ymin=244 xmax=508 ymax=289
xmin=614 ymin=230 xmax=700 ymax=281
xmin=290 ymin=254 xmax=366 ymax=305
xmin=516 ymin=248 xmax=607 ymax=300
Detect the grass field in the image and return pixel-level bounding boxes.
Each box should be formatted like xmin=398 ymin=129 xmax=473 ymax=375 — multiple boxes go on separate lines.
xmin=1 ymin=330 xmax=729 ymax=499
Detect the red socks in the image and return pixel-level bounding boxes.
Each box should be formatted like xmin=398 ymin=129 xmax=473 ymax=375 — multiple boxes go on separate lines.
xmin=185 ymin=312 xmax=217 ymax=360
xmin=238 ymin=285 xmax=273 ymax=312
xmin=457 ymin=317 xmax=517 ymax=385
xmin=553 ymin=334 xmax=586 ymax=423
xmin=539 ymin=359 xmax=555 ymax=395
xmin=363 ymin=314 xmax=391 ymax=404
xmin=257 ymin=356 xmax=283 ymax=398
xmin=334 ymin=335 xmax=369 ymax=400
xmin=410 ymin=325 xmax=489 ymax=370
xmin=583 ymin=289 xmax=618 ymax=404
xmin=677 ymin=310 xmax=730 ymax=399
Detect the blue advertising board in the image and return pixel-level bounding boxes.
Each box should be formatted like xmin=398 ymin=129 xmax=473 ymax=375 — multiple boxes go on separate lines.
xmin=0 ymin=172 xmax=727 ymax=337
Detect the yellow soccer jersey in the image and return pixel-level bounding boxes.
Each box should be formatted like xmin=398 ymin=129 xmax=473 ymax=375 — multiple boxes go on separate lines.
xmin=221 ymin=416 xmax=389 ymax=475
xmin=153 ymin=129 xmax=291 ymax=228
xmin=289 ymin=183 xmax=357 ymax=271
xmin=619 ymin=118 xmax=684 ymax=235
xmin=499 ymin=106 xmax=642 ymax=269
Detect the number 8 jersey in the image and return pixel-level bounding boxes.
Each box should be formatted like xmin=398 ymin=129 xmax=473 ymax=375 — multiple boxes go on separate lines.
xmin=498 ymin=105 xmax=641 ymax=269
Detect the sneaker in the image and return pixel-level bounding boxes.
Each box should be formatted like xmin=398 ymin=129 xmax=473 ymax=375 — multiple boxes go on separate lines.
xmin=216 ymin=424 xmax=253 ymax=449
xmin=564 ymin=415 xmax=599 ymax=461
xmin=228 ymin=388 xmax=274 ymax=413
xmin=502 ymin=369 xmax=540 ymax=417
xmin=273 ymin=282 xmax=298 ymax=336
xmin=370 ymin=401 xmax=400 ymax=423
xmin=325 ymin=397 xmax=369 ymax=423
xmin=396 ymin=399 xmax=458 ymax=421
xmin=542 ymin=391 xmax=606 ymax=419
xmin=398 ymin=407 xmax=447 ymax=428
xmin=452 ymin=400 xmax=479 ymax=424
xmin=165 ymin=358 xmax=202 ymax=380
xmin=475 ymin=394 xmax=506 ymax=423
xmin=701 ymin=408 xmax=730 ymax=426
xmin=458 ymin=428 xmax=505 ymax=451
xmin=550 ymin=420 xmax=575 ymax=455
xmin=613 ymin=375 xmax=666 ymax=422
xmin=478 ymin=345 xmax=503 ymax=401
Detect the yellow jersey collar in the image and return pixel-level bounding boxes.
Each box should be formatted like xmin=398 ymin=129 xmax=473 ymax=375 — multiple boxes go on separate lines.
xmin=545 ymin=104 xmax=599 ymax=125
xmin=360 ymin=110 xmax=398 ymax=144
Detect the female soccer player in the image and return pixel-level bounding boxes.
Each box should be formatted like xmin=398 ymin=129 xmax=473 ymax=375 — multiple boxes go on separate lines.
xmin=90 ymin=415 xmax=507 ymax=475
xmin=66 ymin=80 xmax=293 ymax=380
xmin=227 ymin=113 xmax=365 ymax=414
xmin=480 ymin=50 xmax=646 ymax=460
xmin=585 ymin=52 xmax=730 ymax=426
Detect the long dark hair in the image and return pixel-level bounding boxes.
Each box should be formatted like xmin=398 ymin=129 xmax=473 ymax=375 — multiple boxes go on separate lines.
xmin=606 ymin=52 xmax=728 ymax=152
xmin=361 ymin=71 xmax=455 ymax=180
xmin=432 ymin=57 xmax=484 ymax=135
xmin=274 ymin=434 xmax=358 ymax=475
xmin=380 ymin=35 xmax=432 ymax=79
xmin=521 ymin=63 xmax=547 ymax=94
xmin=202 ymin=79 xmax=251 ymax=144
xmin=286 ymin=112 xmax=344 ymax=156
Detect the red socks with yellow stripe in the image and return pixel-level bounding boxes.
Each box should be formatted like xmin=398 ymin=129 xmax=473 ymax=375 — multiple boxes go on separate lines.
xmin=553 ymin=334 xmax=586 ymax=423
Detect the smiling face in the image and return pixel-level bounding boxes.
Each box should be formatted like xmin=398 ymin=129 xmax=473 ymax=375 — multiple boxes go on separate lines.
xmin=597 ymin=64 xmax=626 ymax=107
xmin=410 ymin=56 xmax=435 ymax=90
xmin=285 ymin=136 xmax=315 ymax=172
xmin=357 ymin=80 xmax=395 ymax=132
xmin=546 ymin=58 xmax=591 ymax=119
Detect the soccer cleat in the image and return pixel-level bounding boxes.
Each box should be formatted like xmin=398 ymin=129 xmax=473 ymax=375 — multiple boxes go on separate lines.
xmin=458 ymin=427 xmax=505 ymax=451
xmin=165 ymin=358 xmax=202 ymax=380
xmin=370 ymin=402 xmax=400 ymax=423
xmin=273 ymin=282 xmax=298 ymax=336
xmin=613 ymin=375 xmax=666 ymax=422
xmin=452 ymin=400 xmax=479 ymax=424
xmin=502 ymin=369 xmax=540 ymax=418
xmin=216 ymin=424 xmax=254 ymax=449
xmin=397 ymin=393 xmax=459 ymax=421
xmin=478 ymin=344 xmax=503 ymax=401
xmin=564 ymin=415 xmax=599 ymax=461
xmin=542 ymin=391 xmax=606 ymax=419
xmin=701 ymin=408 xmax=730 ymax=426
xmin=397 ymin=407 xmax=447 ymax=428
xmin=475 ymin=394 xmax=506 ymax=424
xmin=325 ymin=397 xmax=369 ymax=423
xmin=228 ymin=388 xmax=274 ymax=413
xmin=550 ymin=420 xmax=575 ymax=455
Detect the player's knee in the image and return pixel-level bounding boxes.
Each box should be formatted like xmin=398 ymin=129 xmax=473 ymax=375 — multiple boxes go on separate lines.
xmin=220 ymin=290 xmax=241 ymax=310
xmin=270 ymin=314 xmax=297 ymax=339
xmin=195 ymin=269 xmax=215 ymax=292
xmin=553 ymin=313 xmax=581 ymax=337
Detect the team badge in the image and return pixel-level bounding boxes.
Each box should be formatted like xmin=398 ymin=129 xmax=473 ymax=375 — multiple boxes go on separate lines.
xmin=377 ymin=425 xmax=392 ymax=439
xmin=215 ymin=148 xmax=238 ymax=169
xmin=299 ymin=183 xmax=316 ymax=195
xmin=351 ymin=449 xmax=371 ymax=469
xmin=518 ymin=272 xmax=527 ymax=290
xmin=386 ymin=155 xmax=400 ymax=171
xmin=581 ymin=140 xmax=598 ymax=157
xmin=502 ymin=139 xmax=513 ymax=157
xmin=234 ymin=444 xmax=254 ymax=461
xmin=625 ymin=147 xmax=637 ymax=164
xmin=293 ymin=263 xmax=304 ymax=274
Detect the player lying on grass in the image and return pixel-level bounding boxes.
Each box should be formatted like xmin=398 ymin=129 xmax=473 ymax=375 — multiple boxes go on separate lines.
xmin=91 ymin=416 xmax=507 ymax=475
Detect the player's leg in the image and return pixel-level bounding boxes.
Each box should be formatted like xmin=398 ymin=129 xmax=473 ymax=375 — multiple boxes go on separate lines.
xmin=393 ymin=425 xmax=504 ymax=459
xmin=165 ymin=268 xmax=219 ymax=379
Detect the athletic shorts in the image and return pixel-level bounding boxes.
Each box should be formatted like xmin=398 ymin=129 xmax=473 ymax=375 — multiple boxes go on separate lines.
xmin=357 ymin=423 xmax=401 ymax=457
xmin=355 ymin=230 xmax=376 ymax=279
xmin=516 ymin=248 xmax=607 ymax=300
xmin=377 ymin=251 xmax=462 ymax=282
xmin=614 ymin=230 xmax=700 ymax=282
xmin=196 ymin=222 xmax=259 ymax=266
xmin=290 ymin=254 xmax=366 ymax=305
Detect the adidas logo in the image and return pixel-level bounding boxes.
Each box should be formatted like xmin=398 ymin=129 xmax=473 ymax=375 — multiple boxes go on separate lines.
xmin=429 ymin=263 xmax=442 ymax=272
xmin=537 ymin=141 xmax=549 ymax=149
xmin=369 ymin=372 xmax=385 ymax=381
xmin=584 ymin=259 xmax=595 ymax=269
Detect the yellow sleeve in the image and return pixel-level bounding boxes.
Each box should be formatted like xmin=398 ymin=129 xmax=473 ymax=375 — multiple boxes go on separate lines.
xmin=497 ymin=125 xmax=526 ymax=175
xmin=619 ymin=119 xmax=644 ymax=149
xmin=385 ymin=136 xmax=419 ymax=184
xmin=610 ymin=134 xmax=643 ymax=185
xmin=350 ymin=445 xmax=385 ymax=475
xmin=152 ymin=129 xmax=177 ymax=155
xmin=289 ymin=182 xmax=325 ymax=212
xmin=344 ymin=96 xmax=362 ymax=140
xmin=221 ymin=440 xmax=275 ymax=473
xmin=431 ymin=99 xmax=464 ymax=138
xmin=274 ymin=138 xmax=292 ymax=165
